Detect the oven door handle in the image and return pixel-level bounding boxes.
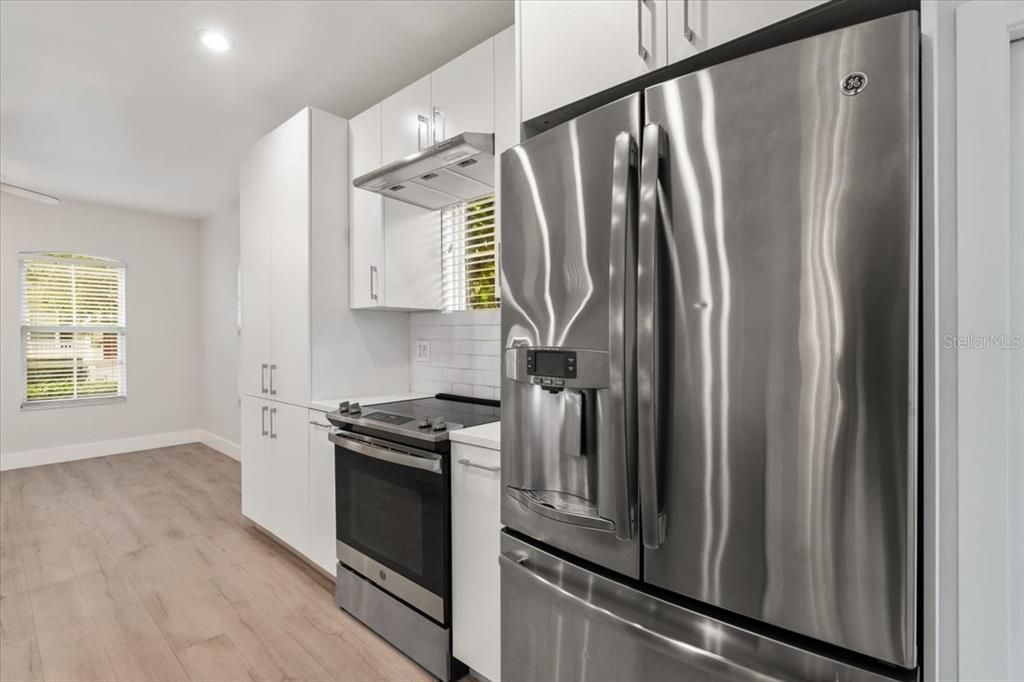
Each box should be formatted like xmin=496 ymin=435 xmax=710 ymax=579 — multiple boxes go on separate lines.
xmin=329 ymin=432 xmax=442 ymax=474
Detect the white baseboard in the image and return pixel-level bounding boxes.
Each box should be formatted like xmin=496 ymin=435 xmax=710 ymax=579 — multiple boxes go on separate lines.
xmin=0 ymin=430 xmax=203 ymax=471
xmin=198 ymin=430 xmax=240 ymax=461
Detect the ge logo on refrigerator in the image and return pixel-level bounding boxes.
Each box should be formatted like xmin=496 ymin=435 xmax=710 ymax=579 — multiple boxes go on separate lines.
xmin=841 ymin=72 xmax=868 ymax=96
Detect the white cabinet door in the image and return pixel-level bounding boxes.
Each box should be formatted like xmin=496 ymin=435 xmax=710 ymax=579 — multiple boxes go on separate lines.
xmin=241 ymin=396 xmax=270 ymax=527
xmin=667 ymin=0 xmax=827 ymax=62
xmin=307 ymin=413 xmax=337 ymax=575
xmin=452 ymin=443 xmax=502 ymax=681
xmin=431 ymin=38 xmax=494 ymax=142
xmin=266 ymin=402 xmax=309 ymax=553
xmin=381 ymin=74 xmax=433 ymax=164
xmin=519 ymin=0 xmax=667 ymax=122
xmin=494 ymin=27 xmax=517 ymax=157
xmin=268 ymin=109 xmax=311 ymax=406
xmin=239 ymin=141 xmax=272 ymax=398
xmin=383 ymin=199 xmax=441 ymax=310
xmin=494 ymin=26 xmax=516 ymax=253
xmin=349 ymin=105 xmax=384 ymax=309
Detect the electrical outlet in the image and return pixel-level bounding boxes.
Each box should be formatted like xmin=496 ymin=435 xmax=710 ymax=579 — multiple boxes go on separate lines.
xmin=415 ymin=339 xmax=431 ymax=363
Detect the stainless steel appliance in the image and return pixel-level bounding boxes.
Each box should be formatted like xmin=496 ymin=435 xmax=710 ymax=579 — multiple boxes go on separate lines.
xmin=353 ymin=132 xmax=495 ymax=209
xmin=500 ymin=11 xmax=918 ymax=682
xmin=326 ymin=394 xmax=500 ymax=681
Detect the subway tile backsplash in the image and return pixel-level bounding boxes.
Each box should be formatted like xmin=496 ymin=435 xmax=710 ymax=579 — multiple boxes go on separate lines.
xmin=410 ymin=310 xmax=501 ymax=400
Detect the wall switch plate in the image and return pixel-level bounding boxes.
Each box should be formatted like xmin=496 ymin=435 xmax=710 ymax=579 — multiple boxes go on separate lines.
xmin=415 ymin=339 xmax=431 ymax=363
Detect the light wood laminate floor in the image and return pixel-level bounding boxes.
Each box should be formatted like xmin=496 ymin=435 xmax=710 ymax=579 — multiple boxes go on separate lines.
xmin=0 ymin=444 xmax=432 ymax=682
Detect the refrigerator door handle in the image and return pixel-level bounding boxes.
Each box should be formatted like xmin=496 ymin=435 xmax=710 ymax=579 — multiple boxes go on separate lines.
xmin=602 ymin=130 xmax=634 ymax=540
xmin=606 ymin=130 xmax=638 ymax=542
xmin=638 ymin=122 xmax=666 ymax=549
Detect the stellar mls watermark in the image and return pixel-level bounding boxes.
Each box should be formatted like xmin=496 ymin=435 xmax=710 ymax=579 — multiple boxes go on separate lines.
xmin=942 ymin=333 xmax=1023 ymax=350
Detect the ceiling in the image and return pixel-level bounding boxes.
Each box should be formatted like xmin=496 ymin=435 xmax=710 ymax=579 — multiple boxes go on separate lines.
xmin=0 ymin=1 xmax=513 ymax=220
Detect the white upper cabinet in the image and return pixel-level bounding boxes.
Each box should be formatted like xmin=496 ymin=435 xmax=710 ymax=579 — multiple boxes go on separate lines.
xmin=349 ymin=31 xmax=512 ymax=312
xmin=519 ymin=0 xmax=667 ymax=122
xmin=494 ymin=26 xmax=517 ymax=156
xmin=349 ymin=105 xmax=385 ymax=309
xmin=381 ymin=74 xmax=433 ymax=164
xmin=667 ymin=0 xmax=827 ymax=61
xmin=431 ymin=38 xmax=495 ymax=142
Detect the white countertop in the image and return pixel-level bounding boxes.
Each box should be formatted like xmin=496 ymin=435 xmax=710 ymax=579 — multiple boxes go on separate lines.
xmin=449 ymin=420 xmax=501 ymax=451
xmin=308 ymin=392 xmax=430 ymax=413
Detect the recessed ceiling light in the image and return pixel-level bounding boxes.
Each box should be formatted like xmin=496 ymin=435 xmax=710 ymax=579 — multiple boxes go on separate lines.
xmin=196 ymin=29 xmax=231 ymax=53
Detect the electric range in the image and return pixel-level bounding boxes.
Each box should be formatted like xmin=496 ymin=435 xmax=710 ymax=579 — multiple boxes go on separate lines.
xmin=324 ymin=393 xmax=499 ymax=681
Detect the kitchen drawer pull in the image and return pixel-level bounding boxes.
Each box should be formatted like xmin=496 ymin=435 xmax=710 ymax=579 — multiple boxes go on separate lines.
xmin=261 ymin=363 xmax=268 ymax=394
xmin=370 ymin=265 xmax=379 ymax=301
xmin=309 ymin=421 xmax=332 ymax=429
xmin=269 ymin=364 xmax=277 ymax=395
xmin=457 ymin=458 xmax=500 ymax=472
xmin=261 ymin=405 xmax=269 ymax=436
xmin=269 ymin=407 xmax=277 ymax=439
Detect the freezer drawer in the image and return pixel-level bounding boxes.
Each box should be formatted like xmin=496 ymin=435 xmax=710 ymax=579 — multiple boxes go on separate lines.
xmin=500 ymin=532 xmax=907 ymax=682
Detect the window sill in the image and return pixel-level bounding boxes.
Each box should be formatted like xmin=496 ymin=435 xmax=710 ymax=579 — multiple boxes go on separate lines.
xmin=21 ymin=396 xmax=127 ymax=411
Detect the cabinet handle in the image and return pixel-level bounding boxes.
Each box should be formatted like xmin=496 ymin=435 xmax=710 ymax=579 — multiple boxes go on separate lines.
xmin=261 ymin=363 xmax=268 ymax=394
xmin=261 ymin=406 xmax=269 ymax=436
xmin=637 ymin=0 xmax=649 ymax=60
xmin=457 ymin=458 xmax=500 ymax=472
xmin=683 ymin=0 xmax=695 ymax=43
xmin=309 ymin=421 xmax=333 ymax=429
xmin=432 ymin=106 xmax=446 ymax=144
xmin=370 ymin=265 xmax=379 ymax=301
xmin=269 ymin=364 xmax=277 ymax=395
xmin=417 ymin=114 xmax=430 ymax=150
xmin=269 ymin=407 xmax=277 ymax=439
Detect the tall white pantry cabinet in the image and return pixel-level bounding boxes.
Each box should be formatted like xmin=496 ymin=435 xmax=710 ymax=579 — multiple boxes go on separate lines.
xmin=239 ymin=107 xmax=409 ymax=573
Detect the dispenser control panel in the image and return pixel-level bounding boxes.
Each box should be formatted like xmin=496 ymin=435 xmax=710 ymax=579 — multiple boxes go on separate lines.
xmin=526 ymin=350 xmax=577 ymax=387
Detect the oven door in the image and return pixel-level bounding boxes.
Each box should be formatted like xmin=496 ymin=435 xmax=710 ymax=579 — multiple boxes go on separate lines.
xmin=330 ymin=430 xmax=449 ymax=624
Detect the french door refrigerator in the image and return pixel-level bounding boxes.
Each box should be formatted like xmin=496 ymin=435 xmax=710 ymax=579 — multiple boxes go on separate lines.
xmin=499 ymin=10 xmax=918 ymax=682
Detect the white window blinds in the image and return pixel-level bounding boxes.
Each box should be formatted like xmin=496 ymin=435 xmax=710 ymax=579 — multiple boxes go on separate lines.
xmin=441 ymin=194 xmax=498 ymax=312
xmin=20 ymin=253 xmax=126 ymax=407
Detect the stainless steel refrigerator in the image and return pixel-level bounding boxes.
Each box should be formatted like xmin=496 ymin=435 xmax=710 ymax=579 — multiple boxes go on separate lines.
xmin=499 ymin=11 xmax=918 ymax=682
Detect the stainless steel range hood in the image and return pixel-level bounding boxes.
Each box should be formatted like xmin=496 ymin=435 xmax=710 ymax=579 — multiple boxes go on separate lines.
xmin=352 ymin=132 xmax=494 ymax=210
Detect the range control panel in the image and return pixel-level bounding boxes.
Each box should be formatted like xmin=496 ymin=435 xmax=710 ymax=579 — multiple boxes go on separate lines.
xmin=526 ymin=349 xmax=577 ymax=387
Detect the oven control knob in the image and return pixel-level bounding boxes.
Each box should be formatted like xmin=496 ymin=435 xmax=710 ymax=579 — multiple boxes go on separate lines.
xmin=338 ymin=401 xmax=350 ymax=413
xmin=431 ymin=417 xmax=447 ymax=432
xmin=349 ymin=402 xmax=361 ymax=415
xmin=417 ymin=417 xmax=431 ymax=429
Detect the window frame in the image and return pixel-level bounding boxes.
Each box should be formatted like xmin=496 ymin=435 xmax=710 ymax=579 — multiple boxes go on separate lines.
xmin=19 ymin=252 xmax=128 ymax=410
xmin=441 ymin=193 xmax=499 ymax=313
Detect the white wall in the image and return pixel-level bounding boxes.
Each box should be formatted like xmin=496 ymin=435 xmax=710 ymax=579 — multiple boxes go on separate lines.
xmin=411 ymin=310 xmax=500 ymax=400
xmin=199 ymin=206 xmax=241 ymax=452
xmin=0 ymin=194 xmax=202 ymax=468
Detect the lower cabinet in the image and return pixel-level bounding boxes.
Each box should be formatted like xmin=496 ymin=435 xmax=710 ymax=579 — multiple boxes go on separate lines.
xmin=308 ymin=412 xmax=337 ymax=575
xmin=240 ymin=396 xmax=310 ymax=558
xmin=452 ymin=441 xmax=502 ymax=681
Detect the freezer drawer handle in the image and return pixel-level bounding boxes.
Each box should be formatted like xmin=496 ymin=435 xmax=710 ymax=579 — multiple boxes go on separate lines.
xmin=507 ymin=487 xmax=616 ymax=533
xmin=499 ymin=551 xmax=765 ymax=680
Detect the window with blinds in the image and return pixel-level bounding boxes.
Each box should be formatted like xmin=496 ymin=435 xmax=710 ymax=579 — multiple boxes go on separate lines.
xmin=20 ymin=253 xmax=126 ymax=407
xmin=441 ymin=193 xmax=498 ymax=312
